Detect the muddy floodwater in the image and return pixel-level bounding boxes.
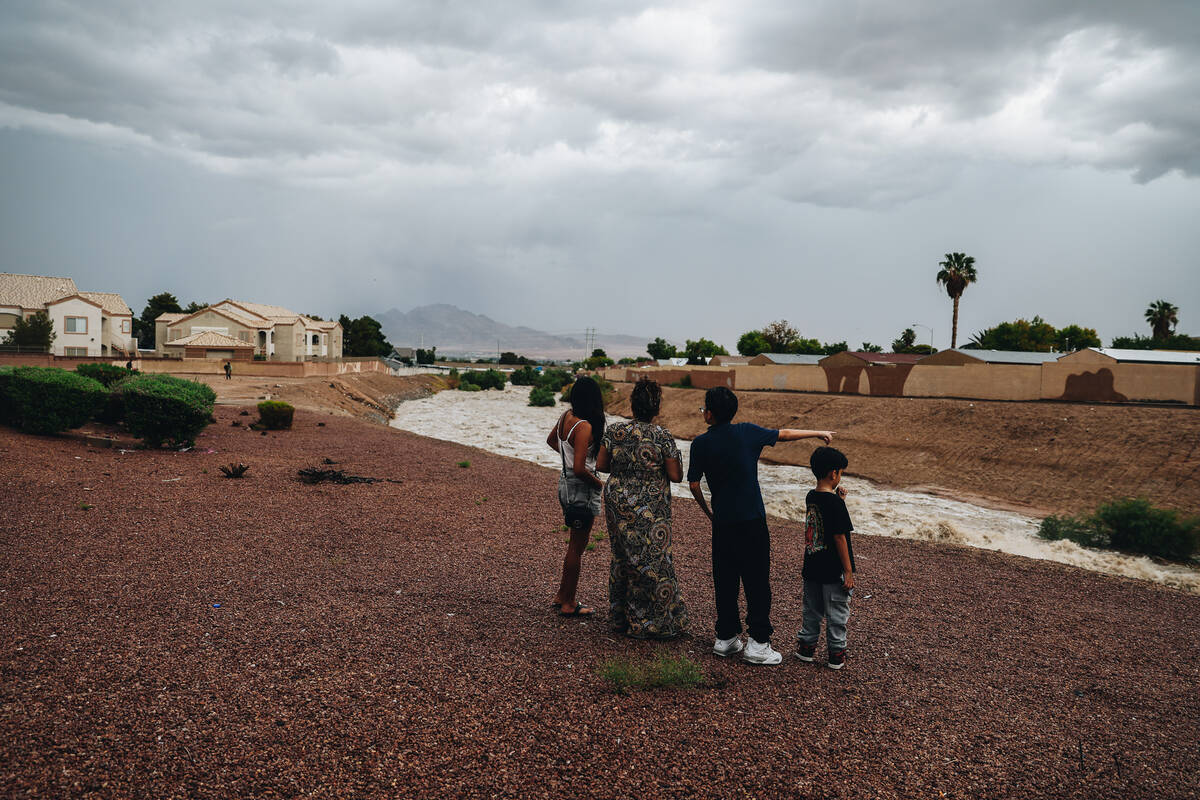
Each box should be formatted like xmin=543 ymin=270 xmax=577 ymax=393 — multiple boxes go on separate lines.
xmin=392 ymin=385 xmax=1199 ymax=592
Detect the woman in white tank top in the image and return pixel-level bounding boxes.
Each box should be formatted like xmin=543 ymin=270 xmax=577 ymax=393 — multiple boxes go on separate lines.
xmin=544 ymin=376 xmax=606 ymax=616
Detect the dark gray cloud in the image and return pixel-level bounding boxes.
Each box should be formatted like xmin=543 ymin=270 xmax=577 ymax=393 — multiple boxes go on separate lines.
xmin=1 ymin=1 xmax=1197 ymax=352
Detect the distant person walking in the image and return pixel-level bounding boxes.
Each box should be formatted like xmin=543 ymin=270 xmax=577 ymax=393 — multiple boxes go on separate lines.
xmin=223 ymin=361 xmax=232 ymax=380
xmin=688 ymin=386 xmax=833 ymax=665
xmin=545 ymin=376 xmax=606 ymax=617
xmin=596 ymin=378 xmax=689 ymax=639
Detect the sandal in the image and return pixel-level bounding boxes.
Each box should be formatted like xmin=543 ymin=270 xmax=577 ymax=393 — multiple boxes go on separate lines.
xmin=558 ymin=602 xmax=595 ymax=617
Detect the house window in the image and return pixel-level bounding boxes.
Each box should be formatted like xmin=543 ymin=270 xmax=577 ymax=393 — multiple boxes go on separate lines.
xmin=239 ymin=331 xmax=249 ymax=341
xmin=121 ymin=319 xmax=131 ymax=333
xmin=65 ymin=316 xmax=88 ymax=334
xmin=64 ymin=347 xmax=88 ymax=356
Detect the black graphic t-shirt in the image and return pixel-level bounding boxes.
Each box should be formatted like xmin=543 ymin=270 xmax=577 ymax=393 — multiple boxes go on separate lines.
xmin=802 ymin=489 xmax=855 ymax=584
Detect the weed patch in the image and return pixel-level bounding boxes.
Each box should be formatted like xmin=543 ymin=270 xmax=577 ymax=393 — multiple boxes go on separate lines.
xmin=597 ymin=654 xmax=706 ymax=694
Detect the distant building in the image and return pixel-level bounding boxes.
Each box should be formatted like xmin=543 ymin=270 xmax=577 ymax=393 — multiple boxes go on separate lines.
xmin=1058 ymin=347 xmax=1200 ymax=365
xmin=920 ymin=349 xmax=1063 ymax=366
xmin=156 ymin=299 xmax=342 ymax=361
xmin=0 ymin=273 xmax=136 ymax=357
xmin=818 ymin=351 xmax=926 ymax=367
xmin=708 ymin=355 xmax=752 ymax=366
xmin=748 ymin=353 xmax=824 ymax=366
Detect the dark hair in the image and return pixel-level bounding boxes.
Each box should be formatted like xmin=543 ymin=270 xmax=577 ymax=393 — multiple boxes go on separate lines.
xmin=704 ymin=386 xmax=738 ymax=424
xmin=810 ymin=446 xmax=848 ymax=480
xmin=630 ymin=377 xmax=662 ymax=422
xmin=569 ymin=376 xmax=605 ymax=454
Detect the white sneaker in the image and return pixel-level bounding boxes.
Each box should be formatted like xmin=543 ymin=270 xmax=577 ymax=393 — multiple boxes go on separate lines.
xmin=712 ymin=636 xmax=744 ymax=658
xmin=742 ymin=638 xmax=783 ymax=665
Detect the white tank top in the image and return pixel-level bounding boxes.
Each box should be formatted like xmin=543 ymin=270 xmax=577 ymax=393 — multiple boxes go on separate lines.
xmin=558 ymin=415 xmax=596 ymax=473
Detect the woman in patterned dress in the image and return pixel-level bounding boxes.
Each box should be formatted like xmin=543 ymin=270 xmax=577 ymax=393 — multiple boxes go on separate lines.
xmin=596 ymin=378 xmax=690 ymax=638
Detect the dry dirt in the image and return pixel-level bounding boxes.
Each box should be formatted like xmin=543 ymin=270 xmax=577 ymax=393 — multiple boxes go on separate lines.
xmin=193 ymin=372 xmax=446 ymax=424
xmin=610 ymin=385 xmax=1200 ymax=518
xmin=1 ymin=404 xmax=1198 ymax=799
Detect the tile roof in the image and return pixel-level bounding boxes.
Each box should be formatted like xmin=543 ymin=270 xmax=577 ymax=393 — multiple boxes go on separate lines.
xmin=841 ymin=352 xmax=925 ymax=365
xmin=156 ymin=313 xmax=189 ymax=323
xmin=163 ymin=330 xmax=255 ymax=348
xmin=226 ymin=300 xmax=303 ymax=322
xmin=79 ymin=291 xmax=133 ymax=316
xmin=208 ymin=302 xmax=272 ymax=326
xmin=0 ymin=273 xmax=79 ymax=310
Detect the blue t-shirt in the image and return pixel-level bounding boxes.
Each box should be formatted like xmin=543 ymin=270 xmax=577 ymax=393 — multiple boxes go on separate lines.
xmin=687 ymin=422 xmax=779 ymax=523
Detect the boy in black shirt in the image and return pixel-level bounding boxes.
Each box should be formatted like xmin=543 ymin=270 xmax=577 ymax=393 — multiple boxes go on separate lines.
xmin=796 ymin=446 xmax=855 ymax=670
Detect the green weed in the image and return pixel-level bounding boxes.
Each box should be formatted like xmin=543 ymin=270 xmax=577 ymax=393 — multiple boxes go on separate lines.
xmin=597 ymin=654 xmax=705 ymax=695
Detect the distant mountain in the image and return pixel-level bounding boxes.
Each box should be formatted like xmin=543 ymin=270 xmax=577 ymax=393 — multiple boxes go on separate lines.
xmin=375 ymin=304 xmax=652 ymax=360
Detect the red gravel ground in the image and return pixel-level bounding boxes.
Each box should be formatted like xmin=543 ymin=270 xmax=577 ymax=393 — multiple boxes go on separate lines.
xmin=2 ymin=405 xmax=1198 ymax=799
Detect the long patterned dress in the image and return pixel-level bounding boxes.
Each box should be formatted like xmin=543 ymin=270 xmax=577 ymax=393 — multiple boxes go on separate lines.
xmin=601 ymin=420 xmax=690 ymax=638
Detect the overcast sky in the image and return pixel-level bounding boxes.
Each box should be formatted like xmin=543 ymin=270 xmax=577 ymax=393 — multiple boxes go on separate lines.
xmin=2 ymin=1 xmax=1198 ymax=352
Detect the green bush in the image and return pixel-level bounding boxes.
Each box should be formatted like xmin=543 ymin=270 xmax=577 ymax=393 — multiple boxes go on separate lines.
xmin=509 ymin=365 xmax=539 ymax=385
xmin=0 ymin=366 xmax=14 ymax=425
xmin=458 ymin=381 xmax=482 ymax=392
xmin=1038 ymin=497 xmax=1200 ymax=562
xmin=118 ymin=374 xmax=216 ymax=448
xmin=2 ymin=367 xmax=108 ymax=434
xmin=75 ymin=363 xmax=132 ymax=388
xmin=256 ymin=400 xmax=295 ymax=430
xmin=539 ymin=369 xmax=573 ymax=391
xmin=529 ymin=386 xmax=557 ymax=406
xmin=458 ymin=368 xmax=505 ymax=391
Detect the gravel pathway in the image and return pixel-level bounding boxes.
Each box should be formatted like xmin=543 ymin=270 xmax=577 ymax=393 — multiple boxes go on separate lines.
xmin=1 ymin=408 xmax=1197 ymax=799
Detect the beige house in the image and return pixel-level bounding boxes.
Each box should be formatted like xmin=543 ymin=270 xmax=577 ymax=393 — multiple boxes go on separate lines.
xmin=0 ymin=273 xmax=136 ymax=357
xmin=155 ymin=299 xmax=342 ymax=361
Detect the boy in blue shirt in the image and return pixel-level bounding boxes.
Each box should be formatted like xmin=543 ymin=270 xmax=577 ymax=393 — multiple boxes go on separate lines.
xmin=687 ymin=387 xmax=833 ymax=665
xmin=795 ymin=446 xmax=855 ymax=670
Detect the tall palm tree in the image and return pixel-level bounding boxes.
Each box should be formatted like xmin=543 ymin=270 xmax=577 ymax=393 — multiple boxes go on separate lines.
xmin=1144 ymin=300 xmax=1179 ymax=341
xmin=936 ymin=252 xmax=978 ymax=348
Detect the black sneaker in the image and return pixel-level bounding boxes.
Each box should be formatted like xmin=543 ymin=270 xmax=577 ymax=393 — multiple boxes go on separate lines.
xmin=827 ymin=649 xmax=847 ymax=670
xmin=794 ymin=643 xmax=816 ymax=662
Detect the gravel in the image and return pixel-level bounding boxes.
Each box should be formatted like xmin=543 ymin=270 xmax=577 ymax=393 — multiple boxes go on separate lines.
xmin=1 ymin=406 xmax=1198 ymax=799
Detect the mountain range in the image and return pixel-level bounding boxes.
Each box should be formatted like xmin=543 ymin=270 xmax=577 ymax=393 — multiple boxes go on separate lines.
xmin=374 ymin=304 xmax=653 ymax=360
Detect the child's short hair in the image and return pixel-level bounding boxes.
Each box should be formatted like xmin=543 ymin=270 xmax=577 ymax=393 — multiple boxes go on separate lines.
xmin=810 ymin=446 xmax=848 ymax=479
xmin=704 ymin=386 xmax=738 ymax=424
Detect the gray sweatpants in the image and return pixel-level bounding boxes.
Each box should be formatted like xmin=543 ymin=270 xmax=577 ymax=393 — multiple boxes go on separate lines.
xmin=797 ymin=579 xmax=851 ymax=652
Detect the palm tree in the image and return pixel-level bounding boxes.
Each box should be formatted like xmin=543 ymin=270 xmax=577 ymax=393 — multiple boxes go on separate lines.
xmin=936 ymin=252 xmax=978 ymax=348
xmin=1144 ymin=300 xmax=1179 ymax=341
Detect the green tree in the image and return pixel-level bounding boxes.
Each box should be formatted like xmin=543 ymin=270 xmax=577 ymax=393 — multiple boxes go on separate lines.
xmin=416 ymin=347 xmax=437 ymax=364
xmin=761 ymin=320 xmax=800 ymax=352
xmin=736 ymin=330 xmax=770 ymax=356
xmin=789 ymin=337 xmax=824 ymax=355
xmin=1053 ymin=324 xmax=1101 ymax=352
xmin=1144 ymin=300 xmax=1179 ymax=341
xmin=683 ymin=338 xmax=728 ymax=365
xmin=134 ymin=292 xmax=184 ymax=349
xmin=183 ymin=301 xmax=209 ymax=314
xmin=860 ymin=342 xmax=883 ymax=353
xmin=936 ymin=252 xmax=978 ymax=348
xmin=339 ymin=314 xmax=392 ymax=357
xmin=1111 ymin=333 xmax=1200 ymax=351
xmin=821 ymin=341 xmax=848 ymax=355
xmin=970 ymin=317 xmax=1057 ymax=351
xmin=891 ymin=328 xmax=917 ymax=353
xmin=646 ymin=337 xmax=677 ymax=360
xmin=2 ymin=310 xmax=56 ymax=351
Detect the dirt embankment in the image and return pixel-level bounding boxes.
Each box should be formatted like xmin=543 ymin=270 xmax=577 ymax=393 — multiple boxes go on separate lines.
xmin=193 ymin=372 xmax=446 ymax=424
xmin=609 ymin=384 xmax=1200 ymax=517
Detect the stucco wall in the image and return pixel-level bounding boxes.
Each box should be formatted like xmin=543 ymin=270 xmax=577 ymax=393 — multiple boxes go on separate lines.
xmin=1041 ymin=362 xmax=1198 ymax=404
xmin=905 ymin=364 xmax=1045 ymax=401
xmin=47 ymin=297 xmax=103 ymax=357
xmin=135 ymin=357 xmax=390 ymax=377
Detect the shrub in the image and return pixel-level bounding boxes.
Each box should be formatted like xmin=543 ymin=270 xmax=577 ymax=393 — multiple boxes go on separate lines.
xmin=75 ymin=363 xmax=132 ymax=388
xmin=257 ymin=400 xmax=295 ymax=430
xmin=539 ymin=369 xmax=573 ymax=391
xmin=529 ymin=386 xmax=557 ymax=407
xmin=509 ymin=365 xmax=539 ymax=385
xmin=2 ymin=367 xmax=108 ymax=434
xmin=1037 ymin=497 xmax=1200 ymax=562
xmin=459 ymin=369 xmax=505 ymax=391
xmin=118 ymin=374 xmax=216 ymax=448
xmin=0 ymin=366 xmax=13 ymax=425
xmin=459 ymin=381 xmax=482 ymax=392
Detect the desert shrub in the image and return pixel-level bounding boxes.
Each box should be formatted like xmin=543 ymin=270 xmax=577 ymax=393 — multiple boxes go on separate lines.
xmin=2 ymin=367 xmax=108 ymax=434
xmin=1038 ymin=497 xmax=1200 ymax=562
xmin=528 ymin=386 xmax=557 ymax=407
xmin=118 ymin=374 xmax=216 ymax=448
xmin=509 ymin=365 xmax=539 ymax=385
xmin=539 ymin=369 xmax=573 ymax=391
xmin=257 ymin=400 xmax=295 ymax=430
xmin=75 ymin=363 xmax=132 ymax=388
xmin=459 ymin=381 xmax=482 ymax=392
xmin=458 ymin=369 xmax=505 ymax=391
